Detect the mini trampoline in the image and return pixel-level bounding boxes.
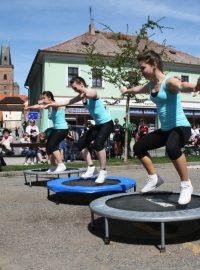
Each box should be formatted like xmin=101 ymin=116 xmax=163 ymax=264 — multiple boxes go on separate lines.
xmin=23 ymin=167 xmax=86 ymax=187
xmin=47 ymin=175 xmax=136 ymax=200
xmin=90 ymin=191 xmax=200 ymax=252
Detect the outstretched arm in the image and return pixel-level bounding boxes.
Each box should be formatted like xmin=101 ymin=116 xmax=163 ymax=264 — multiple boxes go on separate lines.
xmin=120 ymin=84 xmax=149 ymax=95
xmin=166 ymin=76 xmax=200 ymax=94
xmin=43 ymin=95 xmax=82 ymax=109
xmin=25 ymin=104 xmax=45 ymax=110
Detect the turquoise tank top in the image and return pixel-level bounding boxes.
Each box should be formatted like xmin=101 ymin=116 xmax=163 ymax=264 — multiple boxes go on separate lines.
xmin=84 ymin=98 xmax=111 ymax=125
xmin=48 ymin=107 xmax=68 ymax=129
xmin=149 ymin=78 xmax=190 ymax=131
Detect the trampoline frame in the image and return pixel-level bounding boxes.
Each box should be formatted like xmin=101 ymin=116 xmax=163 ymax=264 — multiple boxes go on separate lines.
xmin=89 ymin=191 xmax=200 ymax=252
xmin=23 ymin=167 xmax=86 ymax=187
xmin=47 ymin=176 xmax=136 ymax=202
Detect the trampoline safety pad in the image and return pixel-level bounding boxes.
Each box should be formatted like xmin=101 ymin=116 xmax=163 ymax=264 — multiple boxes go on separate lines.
xmin=47 ymin=175 xmax=136 ymax=194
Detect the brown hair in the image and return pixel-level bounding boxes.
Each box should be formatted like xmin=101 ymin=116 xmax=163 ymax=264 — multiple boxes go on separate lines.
xmin=69 ymin=76 xmax=87 ymax=87
xmin=42 ymin=91 xmax=55 ymax=101
xmin=137 ymin=50 xmax=163 ymax=72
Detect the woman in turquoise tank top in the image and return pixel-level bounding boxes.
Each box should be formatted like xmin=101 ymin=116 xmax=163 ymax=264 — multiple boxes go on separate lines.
xmin=44 ymin=77 xmax=114 ymax=184
xmin=121 ymin=50 xmax=200 ymax=205
xmin=25 ymin=91 xmax=68 ymax=173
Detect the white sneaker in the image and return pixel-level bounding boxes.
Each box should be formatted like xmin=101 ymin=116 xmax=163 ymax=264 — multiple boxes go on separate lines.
xmin=24 ymin=162 xmax=28 ymax=165
xmin=53 ymin=163 xmax=66 ymax=173
xmin=47 ymin=166 xmax=57 ymax=173
xmin=141 ymin=174 xmax=164 ymax=193
xmin=178 ymin=180 xmax=193 ymax=205
xmin=81 ymin=166 xmax=96 ymax=179
xmin=95 ymin=170 xmax=107 ymax=184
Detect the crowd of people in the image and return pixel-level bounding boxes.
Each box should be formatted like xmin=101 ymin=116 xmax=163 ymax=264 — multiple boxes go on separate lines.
xmin=0 ymin=119 xmax=78 ymax=167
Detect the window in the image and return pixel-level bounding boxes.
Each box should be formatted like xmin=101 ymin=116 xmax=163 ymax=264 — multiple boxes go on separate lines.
xmin=4 ymin=56 xmax=7 ymax=61
xmin=3 ymin=74 xmax=7 ymax=80
xmin=181 ymin=75 xmax=189 ymax=82
xmin=92 ymin=69 xmax=103 ymax=88
xmin=67 ymin=67 xmax=78 ymax=85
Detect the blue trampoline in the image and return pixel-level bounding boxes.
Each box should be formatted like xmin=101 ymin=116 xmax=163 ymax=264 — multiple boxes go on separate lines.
xmin=47 ymin=175 xmax=136 ymax=199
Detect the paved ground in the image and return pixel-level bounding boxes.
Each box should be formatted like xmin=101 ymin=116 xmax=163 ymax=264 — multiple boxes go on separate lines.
xmin=1 ymin=162 xmax=200 ymax=270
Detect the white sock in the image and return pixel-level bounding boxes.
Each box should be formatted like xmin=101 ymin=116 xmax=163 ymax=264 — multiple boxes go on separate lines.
xmin=148 ymin=174 xmax=157 ymax=180
xmin=181 ymin=179 xmax=192 ymax=187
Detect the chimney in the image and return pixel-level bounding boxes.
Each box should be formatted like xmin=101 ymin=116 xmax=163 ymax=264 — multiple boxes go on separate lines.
xmin=89 ymin=6 xmax=95 ymax=35
xmin=89 ymin=23 xmax=95 ymax=35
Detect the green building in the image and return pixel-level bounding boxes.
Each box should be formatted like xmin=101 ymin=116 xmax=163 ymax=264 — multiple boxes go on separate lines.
xmin=25 ymin=23 xmax=200 ymax=132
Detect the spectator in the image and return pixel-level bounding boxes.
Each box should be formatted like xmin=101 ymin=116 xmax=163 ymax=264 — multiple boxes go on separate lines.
xmin=37 ymin=132 xmax=48 ymax=164
xmin=26 ymin=119 xmax=39 ymax=143
xmin=113 ymin=118 xmax=123 ymax=158
xmin=20 ymin=132 xmax=30 ymax=155
xmin=190 ymin=124 xmax=200 ymax=141
xmin=15 ymin=127 xmax=20 ymax=140
xmin=65 ymin=128 xmax=75 ymax=162
xmin=136 ymin=119 xmax=149 ymax=141
xmin=20 ymin=132 xmax=35 ymax=165
xmin=0 ymin=128 xmax=14 ymax=156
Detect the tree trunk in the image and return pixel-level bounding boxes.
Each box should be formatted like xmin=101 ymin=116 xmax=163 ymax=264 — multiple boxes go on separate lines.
xmin=124 ymin=95 xmax=130 ymax=162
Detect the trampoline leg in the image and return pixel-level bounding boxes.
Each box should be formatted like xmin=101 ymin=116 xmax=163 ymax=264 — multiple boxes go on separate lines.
xmin=29 ymin=176 xmax=32 ymax=187
xmin=24 ymin=173 xmax=28 ymax=185
xmin=47 ymin=189 xmax=50 ymax=199
xmin=90 ymin=211 xmax=95 ymax=229
xmin=160 ymin=222 xmax=166 ymax=253
xmin=134 ymin=185 xmax=136 ymax=192
xmin=104 ymin=218 xmax=110 ymax=244
xmin=36 ymin=175 xmax=38 ymax=182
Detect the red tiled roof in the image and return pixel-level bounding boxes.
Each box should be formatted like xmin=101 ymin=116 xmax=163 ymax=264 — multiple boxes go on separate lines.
xmin=0 ymin=94 xmax=28 ymax=103
xmin=0 ymin=104 xmax=24 ymax=111
xmin=41 ymin=30 xmax=200 ymax=65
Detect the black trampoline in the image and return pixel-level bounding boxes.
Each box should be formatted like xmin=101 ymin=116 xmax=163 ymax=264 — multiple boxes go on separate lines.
xmin=90 ymin=191 xmax=200 ymax=252
xmin=23 ymin=167 xmax=86 ymax=187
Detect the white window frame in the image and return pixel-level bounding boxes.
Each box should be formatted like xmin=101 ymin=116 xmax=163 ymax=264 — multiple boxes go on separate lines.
xmin=91 ymin=68 xmax=104 ymax=88
xmin=66 ymin=66 xmax=80 ymax=86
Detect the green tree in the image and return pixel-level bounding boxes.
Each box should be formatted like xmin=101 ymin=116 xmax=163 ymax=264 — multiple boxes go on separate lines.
xmin=85 ymin=17 xmax=171 ymax=161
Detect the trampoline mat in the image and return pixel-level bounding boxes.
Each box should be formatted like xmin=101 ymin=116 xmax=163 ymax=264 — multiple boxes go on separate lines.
xmin=29 ymin=168 xmax=80 ymax=172
xmin=62 ymin=179 xmax=120 ymax=187
xmin=30 ymin=168 xmax=50 ymax=172
xmin=106 ymin=193 xmax=200 ymax=212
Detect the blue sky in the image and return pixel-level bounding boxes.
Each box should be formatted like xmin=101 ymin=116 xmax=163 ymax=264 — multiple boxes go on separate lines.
xmin=1 ymin=0 xmax=200 ymax=95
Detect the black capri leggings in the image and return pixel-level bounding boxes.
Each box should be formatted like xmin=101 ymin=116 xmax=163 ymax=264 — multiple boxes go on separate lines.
xmin=133 ymin=126 xmax=191 ymax=160
xmin=78 ymin=120 xmax=114 ymax=152
xmin=46 ymin=129 xmax=68 ymax=155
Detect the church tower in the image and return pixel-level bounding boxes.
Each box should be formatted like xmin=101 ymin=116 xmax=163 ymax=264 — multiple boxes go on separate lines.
xmin=0 ymin=44 xmax=19 ymax=95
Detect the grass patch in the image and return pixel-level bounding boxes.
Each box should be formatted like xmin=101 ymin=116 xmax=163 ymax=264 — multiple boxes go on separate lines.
xmin=0 ymin=155 xmax=199 ymax=172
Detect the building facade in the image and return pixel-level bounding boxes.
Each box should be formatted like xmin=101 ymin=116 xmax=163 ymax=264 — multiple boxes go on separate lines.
xmin=25 ymin=25 xmax=200 ymax=132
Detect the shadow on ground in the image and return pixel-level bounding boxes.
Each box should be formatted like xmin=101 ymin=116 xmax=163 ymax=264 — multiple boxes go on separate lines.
xmin=88 ymin=217 xmax=200 ymax=249
xmin=47 ymin=192 xmax=123 ymax=205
